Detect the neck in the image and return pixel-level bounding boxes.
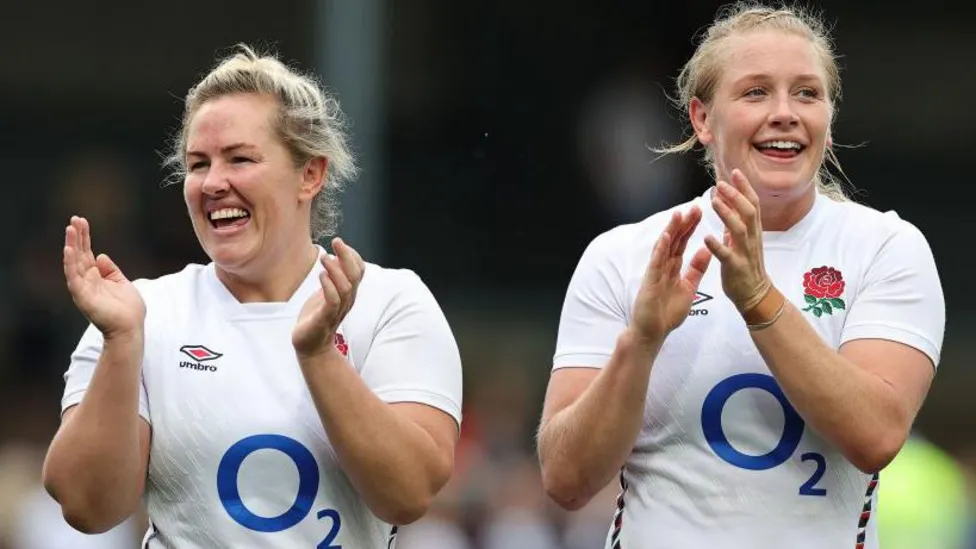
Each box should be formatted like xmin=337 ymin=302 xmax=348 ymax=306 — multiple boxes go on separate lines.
xmin=215 ymin=237 xmax=320 ymax=303
xmin=754 ymin=185 xmax=817 ymax=232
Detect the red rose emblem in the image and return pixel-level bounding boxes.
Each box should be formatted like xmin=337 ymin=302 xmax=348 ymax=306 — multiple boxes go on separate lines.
xmin=334 ymin=333 xmax=348 ymax=356
xmin=801 ymin=266 xmax=846 ymax=318
xmin=803 ymin=266 xmax=845 ymax=299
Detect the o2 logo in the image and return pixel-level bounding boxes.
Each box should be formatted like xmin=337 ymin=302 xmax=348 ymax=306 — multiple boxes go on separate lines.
xmin=217 ymin=435 xmax=343 ymax=547
xmin=700 ymin=373 xmax=827 ymax=497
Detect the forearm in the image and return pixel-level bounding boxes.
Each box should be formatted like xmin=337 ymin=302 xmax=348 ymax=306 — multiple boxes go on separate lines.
xmin=751 ymin=300 xmax=906 ymax=472
xmin=539 ymin=328 xmax=662 ymax=508
xmin=298 ymin=350 xmax=447 ymax=525
xmin=43 ymin=331 xmax=146 ymax=530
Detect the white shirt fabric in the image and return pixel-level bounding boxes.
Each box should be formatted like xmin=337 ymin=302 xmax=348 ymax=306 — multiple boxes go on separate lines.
xmin=552 ymin=187 xmax=945 ymax=549
xmin=61 ymin=249 xmax=463 ymax=548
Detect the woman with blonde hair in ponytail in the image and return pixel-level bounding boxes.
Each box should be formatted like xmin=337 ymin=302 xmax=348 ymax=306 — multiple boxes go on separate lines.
xmin=537 ymin=3 xmax=944 ymax=548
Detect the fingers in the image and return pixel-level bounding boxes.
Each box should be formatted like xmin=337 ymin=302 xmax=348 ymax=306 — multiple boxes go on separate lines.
xmin=322 ymin=254 xmax=352 ymax=304
xmin=64 ymin=221 xmax=76 ymax=250
xmin=69 ymin=216 xmax=93 ymax=257
xmin=320 ymin=238 xmax=366 ymax=318
xmin=96 ymin=254 xmax=126 ymax=282
xmin=332 ymin=238 xmax=365 ymax=287
xmin=713 ymin=183 xmax=750 ymax=242
xmin=672 ymin=206 xmax=701 ymax=260
xmin=648 ymin=206 xmax=703 ymax=285
xmin=646 ymin=230 xmax=672 ymax=285
xmin=83 ymin=217 xmax=93 ymax=257
xmin=64 ymin=220 xmax=89 ymax=282
xmin=662 ymin=211 xmax=682 ymax=255
xmin=63 ymin=229 xmax=80 ymax=287
xmin=683 ymin=246 xmax=713 ymax=290
xmin=317 ymin=267 xmax=341 ymax=312
xmin=716 ymin=176 xmax=758 ymax=227
xmin=704 ymin=233 xmax=733 ymax=263
xmin=730 ymin=169 xmax=760 ymax=206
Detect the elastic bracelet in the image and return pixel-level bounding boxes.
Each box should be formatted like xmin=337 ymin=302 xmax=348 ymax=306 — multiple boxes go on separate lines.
xmin=742 ymin=286 xmax=786 ymax=331
xmin=747 ymin=300 xmax=786 ymax=331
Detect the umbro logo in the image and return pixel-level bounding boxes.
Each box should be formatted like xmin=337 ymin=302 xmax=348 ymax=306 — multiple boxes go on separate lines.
xmin=692 ymin=291 xmax=713 ymax=306
xmin=179 ymin=345 xmax=222 ymax=372
xmin=689 ymin=291 xmax=713 ymax=317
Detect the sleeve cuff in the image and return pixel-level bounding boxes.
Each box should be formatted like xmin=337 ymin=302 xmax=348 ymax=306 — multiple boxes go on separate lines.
xmin=841 ymin=323 xmax=941 ymax=369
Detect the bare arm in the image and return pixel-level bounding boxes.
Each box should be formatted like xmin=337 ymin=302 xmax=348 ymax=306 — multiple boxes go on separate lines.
xmin=44 ymin=216 xmax=151 ymax=533
xmin=292 ymin=239 xmax=459 ymax=526
xmin=705 ymin=172 xmax=939 ymax=474
xmin=750 ymin=293 xmax=933 ymax=473
xmin=538 ymin=207 xmax=712 ymax=510
xmin=538 ymin=328 xmax=662 ymax=510
xmin=42 ymin=331 xmax=152 ymax=534
xmin=298 ymin=350 xmax=457 ymax=525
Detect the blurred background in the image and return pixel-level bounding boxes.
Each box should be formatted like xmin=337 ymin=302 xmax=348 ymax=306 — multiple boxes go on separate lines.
xmin=1 ymin=0 xmax=973 ymax=547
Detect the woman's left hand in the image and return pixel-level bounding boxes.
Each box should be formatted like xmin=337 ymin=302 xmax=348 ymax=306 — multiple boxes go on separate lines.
xmin=293 ymin=238 xmax=365 ymax=360
xmin=703 ymin=169 xmax=773 ymax=313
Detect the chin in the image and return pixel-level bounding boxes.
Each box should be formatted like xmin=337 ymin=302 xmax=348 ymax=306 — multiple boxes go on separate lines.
xmin=747 ymin=171 xmax=814 ymax=199
xmin=201 ymin=238 xmax=259 ymax=272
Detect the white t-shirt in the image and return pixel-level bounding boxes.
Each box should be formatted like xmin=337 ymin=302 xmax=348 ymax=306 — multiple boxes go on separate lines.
xmin=61 ymin=250 xmax=464 ymax=548
xmin=552 ymin=187 xmax=945 ymax=549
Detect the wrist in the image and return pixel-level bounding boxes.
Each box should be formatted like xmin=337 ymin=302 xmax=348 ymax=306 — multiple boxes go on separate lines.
xmin=736 ymin=279 xmax=772 ymax=314
xmin=742 ymin=285 xmax=786 ymax=331
xmin=103 ymin=327 xmax=144 ymax=346
xmin=620 ymin=326 xmax=664 ymax=354
xmin=295 ymin=343 xmax=345 ymax=367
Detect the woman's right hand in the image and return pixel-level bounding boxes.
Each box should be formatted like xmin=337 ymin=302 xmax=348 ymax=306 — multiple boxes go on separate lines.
xmin=631 ymin=206 xmax=713 ymax=343
xmin=63 ymin=216 xmax=146 ymax=339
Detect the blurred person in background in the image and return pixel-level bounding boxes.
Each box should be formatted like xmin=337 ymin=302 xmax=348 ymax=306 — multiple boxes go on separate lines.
xmin=41 ymin=44 xmax=463 ymax=548
xmin=577 ymin=55 xmax=689 ymax=225
xmin=537 ymin=3 xmax=944 ymax=548
xmin=875 ymin=435 xmax=972 ymax=549
xmin=10 ymin=149 xmax=156 ymax=389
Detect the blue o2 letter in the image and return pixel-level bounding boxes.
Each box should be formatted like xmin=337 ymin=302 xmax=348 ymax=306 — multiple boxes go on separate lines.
xmin=217 ymin=434 xmax=320 ymax=532
xmin=701 ymin=373 xmax=804 ymax=470
xmin=701 ymin=373 xmax=828 ymax=496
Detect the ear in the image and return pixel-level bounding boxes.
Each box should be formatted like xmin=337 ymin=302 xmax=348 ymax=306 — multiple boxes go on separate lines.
xmin=826 ymin=132 xmax=833 ymax=149
xmin=689 ymin=97 xmax=713 ymax=145
xmin=299 ymin=157 xmax=328 ymax=201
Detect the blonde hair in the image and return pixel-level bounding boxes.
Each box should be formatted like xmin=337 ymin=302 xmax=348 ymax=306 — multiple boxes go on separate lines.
xmin=656 ymin=2 xmax=851 ymax=201
xmin=164 ymin=44 xmax=358 ymax=240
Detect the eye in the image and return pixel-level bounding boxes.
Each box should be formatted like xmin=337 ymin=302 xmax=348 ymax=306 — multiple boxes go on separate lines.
xmin=797 ymin=87 xmax=821 ymax=99
xmin=231 ymin=156 xmax=254 ymax=164
xmin=188 ymin=161 xmax=208 ymax=171
xmin=744 ymin=87 xmax=767 ymax=98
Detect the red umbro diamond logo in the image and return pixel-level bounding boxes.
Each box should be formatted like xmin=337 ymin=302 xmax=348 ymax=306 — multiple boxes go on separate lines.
xmin=179 ymin=345 xmax=223 ymax=362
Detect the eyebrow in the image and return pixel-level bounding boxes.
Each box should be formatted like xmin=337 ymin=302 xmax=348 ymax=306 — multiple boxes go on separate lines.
xmin=732 ymin=73 xmax=824 ymax=86
xmin=186 ymin=143 xmax=256 ymax=157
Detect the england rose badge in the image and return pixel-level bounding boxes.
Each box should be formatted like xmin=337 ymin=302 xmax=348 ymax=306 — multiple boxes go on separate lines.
xmin=801 ymin=266 xmax=846 ymax=318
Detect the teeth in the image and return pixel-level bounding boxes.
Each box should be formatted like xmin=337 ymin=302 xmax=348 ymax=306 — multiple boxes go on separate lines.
xmin=758 ymin=140 xmax=802 ymax=150
xmin=209 ymin=208 xmax=249 ymax=220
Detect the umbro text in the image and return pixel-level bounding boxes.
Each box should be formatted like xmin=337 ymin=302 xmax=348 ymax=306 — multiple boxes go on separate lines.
xmin=180 ymin=361 xmax=217 ymax=372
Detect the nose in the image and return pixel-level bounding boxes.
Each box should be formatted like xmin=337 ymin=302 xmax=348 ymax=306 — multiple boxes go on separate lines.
xmin=768 ymin=94 xmax=799 ymax=127
xmin=200 ymin=163 xmax=230 ymax=196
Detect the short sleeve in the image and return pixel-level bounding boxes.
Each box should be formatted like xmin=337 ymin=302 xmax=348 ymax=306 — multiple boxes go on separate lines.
xmin=553 ymin=232 xmax=630 ymax=370
xmin=841 ymin=218 xmax=945 ymax=369
xmin=61 ymin=322 xmax=151 ymax=423
xmin=359 ymin=271 xmax=463 ymax=428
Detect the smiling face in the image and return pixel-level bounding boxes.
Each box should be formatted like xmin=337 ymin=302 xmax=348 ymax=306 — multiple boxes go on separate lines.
xmin=183 ymin=92 xmax=323 ymax=279
xmin=690 ymin=29 xmax=832 ymax=202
